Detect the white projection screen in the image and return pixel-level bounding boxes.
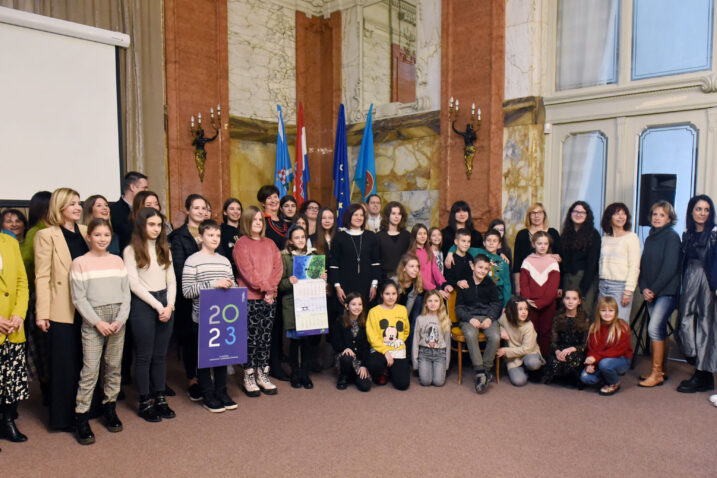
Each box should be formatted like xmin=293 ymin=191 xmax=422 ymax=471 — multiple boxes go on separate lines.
xmin=0 ymin=7 xmax=130 ymax=203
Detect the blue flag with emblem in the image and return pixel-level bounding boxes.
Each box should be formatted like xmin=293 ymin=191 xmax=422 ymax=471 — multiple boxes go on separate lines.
xmin=353 ymin=104 xmax=376 ymax=201
xmin=333 ymin=104 xmax=350 ymax=222
xmin=274 ymin=105 xmax=293 ymax=196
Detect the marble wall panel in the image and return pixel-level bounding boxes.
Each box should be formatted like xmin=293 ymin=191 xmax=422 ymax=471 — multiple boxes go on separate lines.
xmin=347 ymin=132 xmax=440 ymax=228
xmin=228 ymin=0 xmax=296 ymax=123
xmin=502 ymin=123 xmax=544 ymax=246
xmin=505 ymin=0 xmax=545 ymax=100
xmin=229 ymin=137 xmax=296 ymax=209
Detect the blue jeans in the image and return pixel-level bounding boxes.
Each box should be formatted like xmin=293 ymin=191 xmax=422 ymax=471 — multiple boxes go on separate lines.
xmin=580 ymin=356 xmax=630 ymax=385
xmin=599 ymin=279 xmax=633 ymax=322
xmin=507 ymin=354 xmax=543 ymax=387
xmin=417 ymin=346 xmax=447 ymax=387
xmin=646 ymin=295 xmax=676 ymax=341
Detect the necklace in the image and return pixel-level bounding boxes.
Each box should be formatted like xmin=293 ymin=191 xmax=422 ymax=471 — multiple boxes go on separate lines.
xmin=348 ymin=231 xmax=363 ymax=273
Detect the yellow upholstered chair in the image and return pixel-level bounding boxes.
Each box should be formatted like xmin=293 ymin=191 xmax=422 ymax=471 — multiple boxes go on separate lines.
xmin=448 ymin=291 xmax=500 ymax=384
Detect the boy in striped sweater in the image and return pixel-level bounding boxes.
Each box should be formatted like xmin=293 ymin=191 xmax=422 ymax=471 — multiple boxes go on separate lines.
xmin=182 ymin=220 xmax=238 ymax=413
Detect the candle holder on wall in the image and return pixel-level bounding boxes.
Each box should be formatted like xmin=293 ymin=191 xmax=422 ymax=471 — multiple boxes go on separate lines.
xmin=447 ymin=97 xmax=481 ymax=179
xmin=190 ymin=105 xmax=221 ymax=182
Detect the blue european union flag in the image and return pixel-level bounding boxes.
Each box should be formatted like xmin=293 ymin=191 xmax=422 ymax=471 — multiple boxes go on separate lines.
xmin=333 ymin=104 xmax=350 ymax=223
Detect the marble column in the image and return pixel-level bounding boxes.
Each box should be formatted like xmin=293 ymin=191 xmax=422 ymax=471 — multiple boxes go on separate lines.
xmin=440 ymin=0 xmax=505 ymax=229
xmin=165 ymin=0 xmax=231 ymax=223
xmin=295 ymin=11 xmax=342 ymax=208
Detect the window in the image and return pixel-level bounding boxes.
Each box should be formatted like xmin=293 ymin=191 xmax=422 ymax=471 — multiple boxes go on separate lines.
xmin=636 ymin=124 xmax=698 ymax=241
xmin=556 ymin=0 xmax=619 ymax=90
xmin=561 ymin=132 xmax=607 ymax=223
xmin=632 ymin=0 xmax=714 ymax=80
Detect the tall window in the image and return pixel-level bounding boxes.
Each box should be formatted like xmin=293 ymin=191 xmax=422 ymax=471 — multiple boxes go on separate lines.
xmin=632 ymin=0 xmax=714 ymax=80
xmin=636 ymin=125 xmax=698 ymax=241
xmin=561 ymin=132 xmax=607 ymax=223
xmin=556 ymin=0 xmax=619 ymax=90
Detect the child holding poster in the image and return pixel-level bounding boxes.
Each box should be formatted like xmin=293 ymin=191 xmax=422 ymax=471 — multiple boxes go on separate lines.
xmin=279 ymin=225 xmax=327 ymax=389
xmin=182 ymin=220 xmax=238 ymax=413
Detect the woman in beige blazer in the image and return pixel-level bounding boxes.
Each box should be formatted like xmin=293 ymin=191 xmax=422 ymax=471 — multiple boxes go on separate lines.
xmin=34 ymin=188 xmax=88 ymax=431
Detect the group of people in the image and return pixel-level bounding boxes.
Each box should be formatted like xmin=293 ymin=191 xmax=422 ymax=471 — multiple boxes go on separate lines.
xmin=1 ymin=170 xmax=716 ymax=449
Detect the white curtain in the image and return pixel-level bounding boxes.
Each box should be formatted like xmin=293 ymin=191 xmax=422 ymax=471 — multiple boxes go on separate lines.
xmin=561 ymin=132 xmax=607 ymax=225
xmin=557 ymin=0 xmax=619 ymax=90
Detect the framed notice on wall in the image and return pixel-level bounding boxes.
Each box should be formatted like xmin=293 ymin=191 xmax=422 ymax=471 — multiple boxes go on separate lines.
xmin=198 ymin=288 xmax=248 ymax=369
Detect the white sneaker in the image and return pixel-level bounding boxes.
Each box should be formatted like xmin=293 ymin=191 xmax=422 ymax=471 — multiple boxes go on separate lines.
xmin=255 ymin=366 xmax=278 ymax=395
xmin=709 ymin=394 xmax=717 ymax=406
xmin=242 ymin=369 xmax=260 ymax=397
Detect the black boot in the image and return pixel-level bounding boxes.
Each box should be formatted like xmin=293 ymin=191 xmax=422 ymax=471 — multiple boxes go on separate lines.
xmin=137 ymin=395 xmax=161 ymax=423
xmin=677 ymin=370 xmax=715 ymax=393
xmin=102 ymin=402 xmax=123 ymax=433
xmin=154 ymin=394 xmax=176 ymax=419
xmin=75 ymin=412 xmax=95 ymax=445
xmin=1 ymin=414 xmax=28 ymax=443
xmin=336 ymin=374 xmax=348 ymax=390
xmin=301 ymin=363 xmax=314 ymax=390
xmin=290 ymin=366 xmax=302 ymax=389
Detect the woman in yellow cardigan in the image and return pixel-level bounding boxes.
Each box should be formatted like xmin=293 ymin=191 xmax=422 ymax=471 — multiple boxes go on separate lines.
xmin=0 ymin=233 xmax=29 ymax=446
xmin=34 ymin=188 xmax=88 ymax=431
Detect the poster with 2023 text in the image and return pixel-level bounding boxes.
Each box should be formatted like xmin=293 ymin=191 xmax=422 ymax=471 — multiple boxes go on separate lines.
xmin=198 ymin=288 xmax=248 ymax=369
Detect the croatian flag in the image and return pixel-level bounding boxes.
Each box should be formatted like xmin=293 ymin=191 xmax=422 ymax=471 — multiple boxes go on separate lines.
xmin=293 ymin=102 xmax=310 ymax=206
xmin=353 ymin=104 xmax=376 ymax=201
xmin=333 ymin=104 xmax=350 ymax=223
xmin=274 ymin=105 xmax=293 ymax=197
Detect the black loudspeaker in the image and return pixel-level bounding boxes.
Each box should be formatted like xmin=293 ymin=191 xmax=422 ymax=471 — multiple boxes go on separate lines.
xmin=639 ymin=174 xmax=677 ymax=226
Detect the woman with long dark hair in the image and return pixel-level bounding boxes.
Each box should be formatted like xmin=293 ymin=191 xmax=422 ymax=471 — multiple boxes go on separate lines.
xmin=440 ymin=201 xmax=483 ymax=258
xmin=376 ymin=201 xmax=411 ymax=279
xmin=676 ymin=195 xmax=717 ymax=393
xmin=560 ymin=201 xmax=601 ymax=314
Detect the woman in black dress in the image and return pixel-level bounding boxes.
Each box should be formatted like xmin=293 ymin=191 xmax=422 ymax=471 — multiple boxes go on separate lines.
xmin=328 ymin=203 xmax=380 ymax=307
xmin=168 ymin=193 xmax=208 ymax=400
xmin=440 ymin=201 xmax=483 ymax=258
xmin=375 ymin=201 xmax=411 ymax=279
xmin=559 ymin=201 xmax=600 ymax=314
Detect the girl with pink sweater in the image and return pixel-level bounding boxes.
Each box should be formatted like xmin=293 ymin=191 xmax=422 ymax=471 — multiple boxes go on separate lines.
xmin=409 ymin=224 xmax=452 ymax=299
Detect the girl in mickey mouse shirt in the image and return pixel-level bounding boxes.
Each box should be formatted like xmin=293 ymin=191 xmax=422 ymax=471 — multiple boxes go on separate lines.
xmin=366 ymin=281 xmax=411 ymax=390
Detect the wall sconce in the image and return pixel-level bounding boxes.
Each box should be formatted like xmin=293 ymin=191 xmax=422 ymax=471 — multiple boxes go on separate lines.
xmin=190 ymin=105 xmax=221 ymax=182
xmin=447 ymin=97 xmax=481 ymax=179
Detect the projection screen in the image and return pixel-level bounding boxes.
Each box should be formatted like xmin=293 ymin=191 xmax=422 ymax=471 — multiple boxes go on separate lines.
xmin=0 ymin=7 xmax=130 ymax=203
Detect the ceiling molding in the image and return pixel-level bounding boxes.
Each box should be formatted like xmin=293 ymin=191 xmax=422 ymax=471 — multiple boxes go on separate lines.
xmin=265 ymin=0 xmax=376 ymax=18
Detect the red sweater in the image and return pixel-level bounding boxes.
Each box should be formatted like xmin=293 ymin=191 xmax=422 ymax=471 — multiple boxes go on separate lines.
xmin=233 ymin=236 xmax=282 ymax=300
xmin=587 ymin=320 xmax=633 ymax=363
xmin=519 ymin=253 xmax=560 ymax=309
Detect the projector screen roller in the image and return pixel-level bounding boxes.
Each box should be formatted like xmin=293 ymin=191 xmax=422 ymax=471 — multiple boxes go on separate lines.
xmin=0 ymin=19 xmax=122 ymax=202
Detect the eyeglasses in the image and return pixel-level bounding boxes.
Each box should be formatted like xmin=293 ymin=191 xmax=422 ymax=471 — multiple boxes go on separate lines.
xmin=307 ymin=206 xmax=319 ymax=211
xmin=529 ymin=211 xmax=544 ymax=216
xmin=571 ymin=210 xmax=587 ymax=216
